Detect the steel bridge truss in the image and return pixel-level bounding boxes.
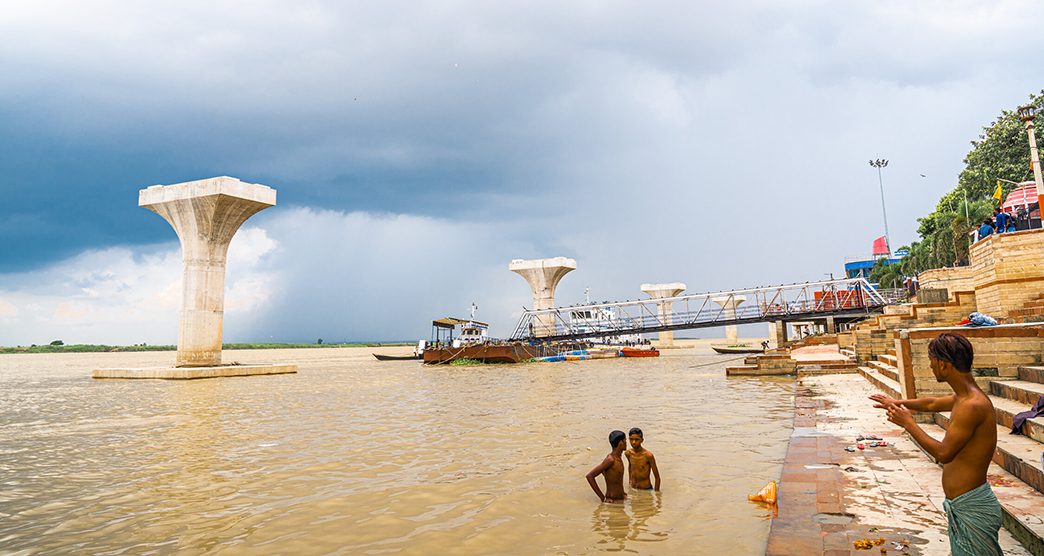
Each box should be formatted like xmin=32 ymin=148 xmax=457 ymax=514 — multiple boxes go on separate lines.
xmin=509 ymin=278 xmax=888 ymax=342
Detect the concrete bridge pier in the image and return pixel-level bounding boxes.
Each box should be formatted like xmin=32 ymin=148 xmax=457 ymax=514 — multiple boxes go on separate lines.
xmin=771 ymin=321 xmax=789 ymax=347
xmin=510 ymin=257 xmax=576 ymax=337
xmin=640 ymin=282 xmax=686 ymax=347
xmin=94 ymin=177 xmax=298 ymax=379
xmin=141 ymin=177 xmax=276 ymax=367
xmin=712 ymin=295 xmax=747 ymax=343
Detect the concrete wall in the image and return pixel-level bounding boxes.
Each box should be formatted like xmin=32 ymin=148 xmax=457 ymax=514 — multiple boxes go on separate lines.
xmin=895 ymin=324 xmax=1044 ymax=400
xmin=918 ymin=266 xmax=976 ymax=298
xmin=850 ymin=292 xmax=977 ymax=363
xmin=969 ymin=228 xmax=1044 ymax=320
xmin=837 ymin=332 xmax=854 ymax=349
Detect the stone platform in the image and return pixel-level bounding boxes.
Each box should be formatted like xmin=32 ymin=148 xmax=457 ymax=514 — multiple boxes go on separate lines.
xmin=92 ymin=364 xmax=298 ymax=380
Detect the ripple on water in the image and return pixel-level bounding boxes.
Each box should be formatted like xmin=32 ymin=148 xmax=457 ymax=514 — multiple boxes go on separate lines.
xmin=0 ymin=349 xmax=794 ymax=554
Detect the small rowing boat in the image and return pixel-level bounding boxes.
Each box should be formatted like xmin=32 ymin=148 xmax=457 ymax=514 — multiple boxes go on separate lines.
xmin=372 ymin=353 xmax=423 ymax=361
xmin=711 ymin=346 xmax=765 ymax=355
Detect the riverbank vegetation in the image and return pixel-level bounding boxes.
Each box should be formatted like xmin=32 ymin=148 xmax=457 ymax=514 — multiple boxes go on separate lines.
xmin=0 ymin=342 xmax=412 ymax=354
xmin=870 ymin=90 xmax=1044 ymax=287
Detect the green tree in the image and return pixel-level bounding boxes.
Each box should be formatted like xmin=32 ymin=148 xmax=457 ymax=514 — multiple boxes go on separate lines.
xmin=49 ymin=340 xmax=64 ymax=346
xmin=901 ymin=90 xmax=1043 ymax=275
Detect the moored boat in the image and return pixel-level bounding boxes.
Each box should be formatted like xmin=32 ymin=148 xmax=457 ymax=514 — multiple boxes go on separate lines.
xmin=423 ymin=343 xmax=543 ymax=364
xmin=620 ymin=347 xmax=659 ymax=358
xmin=711 ymin=346 xmax=765 ymax=354
xmin=372 ymin=353 xmax=423 ymax=361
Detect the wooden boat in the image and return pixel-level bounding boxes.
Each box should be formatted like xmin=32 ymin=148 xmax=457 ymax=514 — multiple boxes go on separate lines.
xmin=423 ymin=343 xmax=544 ymax=364
xmin=620 ymin=347 xmax=659 ymax=358
xmin=372 ymin=353 xmax=423 ymax=361
xmin=711 ymin=346 xmax=765 ymax=354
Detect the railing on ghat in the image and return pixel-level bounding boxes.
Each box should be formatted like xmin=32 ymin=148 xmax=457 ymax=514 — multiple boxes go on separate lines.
xmin=509 ymin=277 xmax=889 ymax=342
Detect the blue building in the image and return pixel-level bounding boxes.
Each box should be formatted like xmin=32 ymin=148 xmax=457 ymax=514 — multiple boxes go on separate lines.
xmin=844 ymin=255 xmax=902 ymax=280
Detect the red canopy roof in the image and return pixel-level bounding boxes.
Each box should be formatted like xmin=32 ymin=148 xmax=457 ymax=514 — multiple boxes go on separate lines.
xmin=1002 ymin=181 xmax=1038 ymax=214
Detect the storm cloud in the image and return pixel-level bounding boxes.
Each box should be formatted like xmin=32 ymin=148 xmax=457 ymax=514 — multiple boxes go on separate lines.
xmin=1 ymin=0 xmax=1042 ymax=343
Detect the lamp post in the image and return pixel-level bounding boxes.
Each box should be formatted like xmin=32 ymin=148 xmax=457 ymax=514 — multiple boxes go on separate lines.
xmin=1018 ymin=105 xmax=1044 ymax=220
xmin=869 ymin=158 xmax=891 ymax=255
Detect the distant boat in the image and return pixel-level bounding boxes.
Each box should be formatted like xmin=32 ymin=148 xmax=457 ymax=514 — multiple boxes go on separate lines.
xmin=712 ymin=346 xmax=765 ymax=354
xmin=372 ymin=353 xmax=422 ymax=361
xmin=621 ymin=347 xmax=659 ymax=358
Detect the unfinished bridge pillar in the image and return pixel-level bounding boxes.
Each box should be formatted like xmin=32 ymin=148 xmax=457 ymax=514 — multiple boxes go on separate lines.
xmin=510 ymin=257 xmax=576 ymax=337
xmin=712 ymin=295 xmax=747 ymax=343
xmin=771 ymin=321 xmax=788 ymax=347
xmin=641 ymin=283 xmax=686 ymax=347
xmin=141 ymin=177 xmax=276 ymax=367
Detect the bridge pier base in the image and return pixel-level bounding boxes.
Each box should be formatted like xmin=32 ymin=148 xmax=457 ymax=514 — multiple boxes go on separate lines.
xmin=826 ymin=316 xmax=836 ymax=334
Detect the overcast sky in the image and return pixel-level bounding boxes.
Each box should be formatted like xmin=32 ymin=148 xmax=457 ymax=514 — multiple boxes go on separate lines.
xmin=1 ymin=0 xmax=1043 ymax=344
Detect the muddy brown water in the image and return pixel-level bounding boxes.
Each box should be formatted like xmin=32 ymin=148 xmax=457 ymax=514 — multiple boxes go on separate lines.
xmin=0 ymin=347 xmax=794 ymax=554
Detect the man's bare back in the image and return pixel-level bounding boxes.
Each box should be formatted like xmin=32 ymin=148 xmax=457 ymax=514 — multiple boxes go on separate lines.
xmin=586 ymin=431 xmax=628 ymax=503
xmin=601 ymin=453 xmax=627 ymax=501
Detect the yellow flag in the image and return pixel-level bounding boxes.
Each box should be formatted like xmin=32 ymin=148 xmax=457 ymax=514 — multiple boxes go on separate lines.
xmin=994 ymin=181 xmax=1003 ymax=202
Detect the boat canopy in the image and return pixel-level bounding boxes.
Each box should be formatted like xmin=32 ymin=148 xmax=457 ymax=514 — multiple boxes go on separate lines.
xmin=432 ymin=317 xmax=490 ymax=329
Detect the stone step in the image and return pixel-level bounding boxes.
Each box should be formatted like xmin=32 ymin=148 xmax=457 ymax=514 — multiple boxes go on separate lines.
xmin=935 ymin=411 xmax=1044 ymax=495
xmin=886 ymin=347 xmax=896 ymax=357
xmin=918 ymin=423 xmax=1044 ymax=555
xmin=992 ymin=380 xmax=1044 ymax=406
xmin=839 ymin=347 xmax=855 ymax=358
xmin=985 ymin=394 xmax=1044 ymax=446
xmin=857 ymin=366 xmax=901 ymax=400
xmin=878 ymin=353 xmax=898 ymax=366
xmin=867 ymin=360 xmax=900 ymax=382
xmin=796 ymin=364 xmax=859 ymax=377
xmin=1020 ymin=367 xmax=1044 ymax=385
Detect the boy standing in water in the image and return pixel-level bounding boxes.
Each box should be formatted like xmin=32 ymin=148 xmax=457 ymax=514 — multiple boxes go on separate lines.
xmin=625 ymin=428 xmax=661 ymax=491
xmin=586 ymin=430 xmax=628 ymax=502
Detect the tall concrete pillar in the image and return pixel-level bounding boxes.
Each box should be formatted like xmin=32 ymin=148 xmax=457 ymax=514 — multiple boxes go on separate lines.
xmin=640 ymin=283 xmax=686 ymax=347
xmin=712 ymin=295 xmax=747 ymax=342
xmin=141 ymin=177 xmax=276 ymax=367
xmin=509 ymin=257 xmax=576 ymax=337
xmin=826 ymin=316 xmax=836 ymax=334
xmin=771 ymin=321 xmax=788 ymax=347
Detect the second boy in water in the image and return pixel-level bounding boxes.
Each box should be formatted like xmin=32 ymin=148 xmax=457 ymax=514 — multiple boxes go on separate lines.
xmin=625 ymin=427 xmax=661 ymax=491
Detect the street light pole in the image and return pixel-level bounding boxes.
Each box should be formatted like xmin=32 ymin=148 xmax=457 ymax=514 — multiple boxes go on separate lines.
xmin=869 ymin=158 xmax=891 ymax=255
xmin=1018 ymin=105 xmax=1044 ymax=216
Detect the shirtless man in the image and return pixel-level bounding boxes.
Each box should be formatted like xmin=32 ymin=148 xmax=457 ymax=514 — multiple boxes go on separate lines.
xmin=624 ymin=427 xmax=660 ymax=491
xmin=869 ymin=333 xmax=1001 ymax=556
xmin=586 ymin=430 xmax=627 ymax=503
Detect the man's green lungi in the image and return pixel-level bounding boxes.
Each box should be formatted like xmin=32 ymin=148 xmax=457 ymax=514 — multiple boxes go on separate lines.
xmin=943 ymin=482 xmax=1003 ymax=556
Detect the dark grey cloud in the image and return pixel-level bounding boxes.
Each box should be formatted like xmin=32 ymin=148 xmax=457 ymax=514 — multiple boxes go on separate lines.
xmin=1 ymin=0 xmax=1043 ymax=341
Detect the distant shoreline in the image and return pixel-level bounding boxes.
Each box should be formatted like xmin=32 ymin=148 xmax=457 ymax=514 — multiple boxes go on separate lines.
xmin=0 ymin=342 xmax=414 ymax=355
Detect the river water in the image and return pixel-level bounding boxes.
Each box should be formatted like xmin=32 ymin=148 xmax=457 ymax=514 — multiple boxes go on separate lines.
xmin=0 ymin=346 xmax=795 ymax=555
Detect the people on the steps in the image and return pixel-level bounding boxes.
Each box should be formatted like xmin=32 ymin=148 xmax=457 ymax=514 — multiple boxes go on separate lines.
xmin=868 ymin=333 xmax=1002 ymax=556
xmin=977 ymin=218 xmax=995 ymax=242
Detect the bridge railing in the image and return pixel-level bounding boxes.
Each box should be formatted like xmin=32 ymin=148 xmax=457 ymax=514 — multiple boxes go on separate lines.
xmin=509 ymin=277 xmax=888 ymax=341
